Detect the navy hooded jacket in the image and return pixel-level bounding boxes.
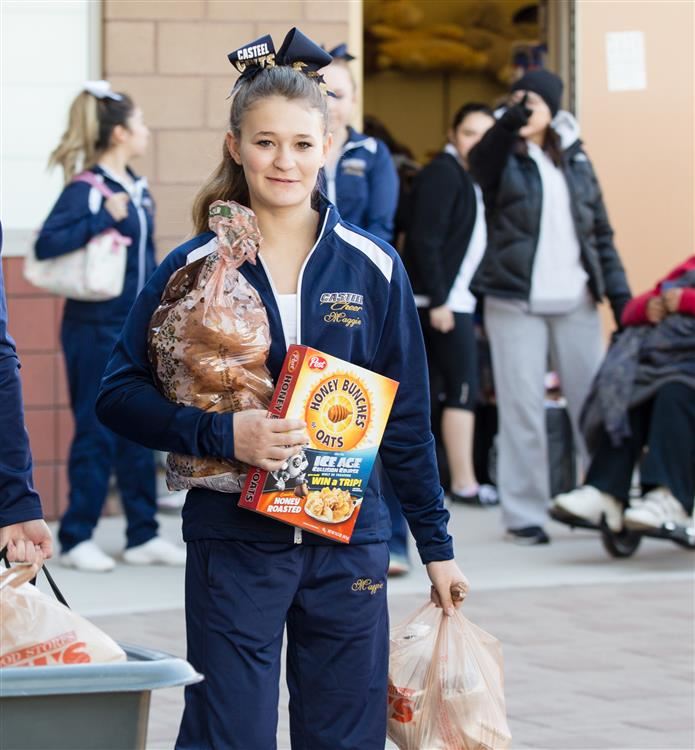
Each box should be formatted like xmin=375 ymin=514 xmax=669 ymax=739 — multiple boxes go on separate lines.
xmin=0 ymin=224 xmax=43 ymax=526
xmin=96 ymin=199 xmax=453 ymax=564
xmin=34 ymin=165 xmax=157 ymax=325
xmin=325 ymin=128 xmax=399 ymax=243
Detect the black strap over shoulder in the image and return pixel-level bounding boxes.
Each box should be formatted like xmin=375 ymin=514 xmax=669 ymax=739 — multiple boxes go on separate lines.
xmin=0 ymin=545 xmax=69 ymax=608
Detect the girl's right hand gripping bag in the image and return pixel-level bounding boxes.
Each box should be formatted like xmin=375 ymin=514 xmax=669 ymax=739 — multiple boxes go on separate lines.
xmin=388 ymin=602 xmax=512 ymax=750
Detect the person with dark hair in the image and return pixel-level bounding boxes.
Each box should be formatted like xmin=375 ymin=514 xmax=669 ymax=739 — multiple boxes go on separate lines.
xmin=321 ymin=46 xmax=399 ymax=242
xmin=0 ymin=223 xmax=53 ymax=565
xmin=95 ymin=29 xmax=466 ymax=749
xmin=34 ymin=82 xmax=183 ymax=571
xmin=404 ymin=102 xmax=495 ymax=506
xmin=553 ymin=255 xmax=695 ymax=533
xmin=469 ymin=70 xmax=631 ymax=545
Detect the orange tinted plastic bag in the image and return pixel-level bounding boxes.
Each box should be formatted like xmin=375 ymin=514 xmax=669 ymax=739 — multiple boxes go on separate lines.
xmin=0 ymin=565 xmax=125 ymax=668
xmin=388 ymin=602 xmax=512 ymax=750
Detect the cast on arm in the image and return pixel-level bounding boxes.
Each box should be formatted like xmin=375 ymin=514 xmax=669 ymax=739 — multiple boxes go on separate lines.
xmin=95 ymin=249 xmax=235 ymax=459
xmin=364 ymin=141 xmax=399 ymax=242
xmin=34 ymin=182 xmax=118 ymax=260
xmin=467 ymin=102 xmax=528 ymax=196
xmin=371 ymin=258 xmax=454 ymax=564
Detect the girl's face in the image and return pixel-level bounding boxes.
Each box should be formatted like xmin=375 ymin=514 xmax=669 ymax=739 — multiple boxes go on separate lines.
xmin=114 ymin=107 xmax=150 ymax=158
xmin=227 ymin=95 xmax=330 ymax=211
xmin=321 ymin=63 xmax=355 ymax=135
xmin=509 ymin=90 xmax=553 ymax=139
xmin=450 ymin=111 xmax=494 ymax=163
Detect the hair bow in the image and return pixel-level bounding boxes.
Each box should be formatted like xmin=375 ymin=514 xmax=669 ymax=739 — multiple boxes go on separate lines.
xmin=228 ymin=27 xmax=333 ymax=93
xmin=327 ymin=43 xmax=355 ymax=62
xmin=84 ymin=80 xmax=123 ymax=102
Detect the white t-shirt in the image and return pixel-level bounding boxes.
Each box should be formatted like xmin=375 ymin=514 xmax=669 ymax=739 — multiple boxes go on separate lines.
xmin=446 ymin=183 xmax=487 ymax=314
xmin=277 ymin=294 xmax=298 ymax=347
xmin=527 ymin=142 xmax=588 ymax=314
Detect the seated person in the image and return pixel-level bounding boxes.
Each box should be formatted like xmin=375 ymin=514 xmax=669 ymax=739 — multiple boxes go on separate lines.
xmin=552 ymin=255 xmax=695 ymax=532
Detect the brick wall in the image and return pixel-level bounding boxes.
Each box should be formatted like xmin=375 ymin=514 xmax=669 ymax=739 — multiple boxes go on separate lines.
xmin=2 ymin=259 xmax=72 ymax=521
xmin=4 ymin=1 xmax=352 ymax=520
xmin=104 ymin=0 xmax=352 ymax=256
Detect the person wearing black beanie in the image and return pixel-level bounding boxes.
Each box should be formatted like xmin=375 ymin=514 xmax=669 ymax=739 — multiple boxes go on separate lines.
xmin=511 ymin=69 xmax=563 ymax=117
xmin=467 ymin=71 xmax=631 ymax=546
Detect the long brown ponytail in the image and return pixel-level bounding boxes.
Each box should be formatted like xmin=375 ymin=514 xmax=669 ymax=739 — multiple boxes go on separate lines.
xmin=48 ymin=90 xmax=134 ymax=183
xmin=192 ymin=65 xmax=328 ymax=235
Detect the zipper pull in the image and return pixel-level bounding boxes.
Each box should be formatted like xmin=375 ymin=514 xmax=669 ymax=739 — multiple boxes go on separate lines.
xmin=294 ymin=528 xmax=303 ymax=544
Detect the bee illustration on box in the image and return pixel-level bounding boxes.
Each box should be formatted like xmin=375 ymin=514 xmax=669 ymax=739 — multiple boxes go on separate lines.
xmin=269 ymin=450 xmax=309 ymax=495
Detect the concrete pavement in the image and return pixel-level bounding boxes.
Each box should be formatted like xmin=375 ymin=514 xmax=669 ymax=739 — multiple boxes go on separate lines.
xmin=38 ymin=501 xmax=694 ymax=749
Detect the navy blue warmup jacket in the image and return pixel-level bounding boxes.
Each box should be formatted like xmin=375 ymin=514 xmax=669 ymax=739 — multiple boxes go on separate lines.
xmin=326 ymin=128 xmax=399 ymax=243
xmin=34 ymin=165 xmax=157 ymax=325
xmin=96 ymin=199 xmax=453 ymax=563
xmin=0 ymin=224 xmax=43 ymax=526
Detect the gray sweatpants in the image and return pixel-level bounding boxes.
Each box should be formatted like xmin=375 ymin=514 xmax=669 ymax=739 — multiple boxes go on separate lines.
xmin=484 ymin=295 xmax=605 ymax=530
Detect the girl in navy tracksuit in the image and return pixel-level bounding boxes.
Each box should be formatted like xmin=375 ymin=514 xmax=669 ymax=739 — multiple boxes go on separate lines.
xmin=321 ymin=47 xmax=399 ymax=243
xmin=96 ymin=29 xmax=466 ymax=750
xmin=322 ymin=48 xmax=407 ymax=572
xmin=35 ymin=83 xmax=184 ymax=572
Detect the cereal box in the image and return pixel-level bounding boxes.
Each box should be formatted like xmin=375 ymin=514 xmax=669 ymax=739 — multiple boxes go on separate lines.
xmin=239 ymin=345 xmax=399 ymax=543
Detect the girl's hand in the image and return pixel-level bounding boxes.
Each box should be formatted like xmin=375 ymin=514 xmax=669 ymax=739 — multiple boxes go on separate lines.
xmin=426 ymin=559 xmax=469 ymax=616
xmin=233 ymin=410 xmax=309 ymax=472
xmin=105 ymin=192 xmax=130 ymax=221
xmin=429 ymin=305 xmax=455 ymax=333
xmin=662 ymin=287 xmax=683 ymax=314
xmin=646 ymin=296 xmax=666 ymax=323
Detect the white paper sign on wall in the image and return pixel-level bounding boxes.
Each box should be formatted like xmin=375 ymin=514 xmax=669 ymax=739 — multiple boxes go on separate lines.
xmin=605 ymin=31 xmax=647 ymax=92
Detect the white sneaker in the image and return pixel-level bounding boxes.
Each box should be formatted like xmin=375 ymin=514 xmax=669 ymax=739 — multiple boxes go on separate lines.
xmin=122 ymin=537 xmax=186 ymax=566
xmin=624 ymin=488 xmax=689 ymax=531
xmin=61 ymin=541 xmax=116 ymax=573
xmin=552 ymin=485 xmax=624 ymax=532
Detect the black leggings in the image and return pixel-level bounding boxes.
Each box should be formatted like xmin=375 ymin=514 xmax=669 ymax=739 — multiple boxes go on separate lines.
xmin=418 ymin=310 xmax=478 ymax=411
xmin=586 ymin=381 xmax=695 ymax=514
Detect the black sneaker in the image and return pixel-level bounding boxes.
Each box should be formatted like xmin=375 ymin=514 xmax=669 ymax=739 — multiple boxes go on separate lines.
xmin=449 ymin=491 xmax=482 ymax=505
xmin=506 ymin=526 xmax=550 ymax=545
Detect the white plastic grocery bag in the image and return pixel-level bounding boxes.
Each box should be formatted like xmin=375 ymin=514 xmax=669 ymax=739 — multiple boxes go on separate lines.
xmin=388 ymin=601 xmax=512 ymax=750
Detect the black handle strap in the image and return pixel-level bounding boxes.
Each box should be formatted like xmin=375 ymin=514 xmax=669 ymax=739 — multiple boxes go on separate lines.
xmin=0 ymin=545 xmax=69 ymax=608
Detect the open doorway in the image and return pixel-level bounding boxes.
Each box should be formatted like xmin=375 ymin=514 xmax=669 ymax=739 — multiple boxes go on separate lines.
xmin=362 ymin=0 xmax=574 ymax=162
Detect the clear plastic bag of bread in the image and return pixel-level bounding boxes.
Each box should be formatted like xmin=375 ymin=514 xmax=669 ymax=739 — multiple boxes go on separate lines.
xmin=388 ymin=600 xmax=512 ymax=750
xmin=149 ymin=200 xmax=274 ymax=492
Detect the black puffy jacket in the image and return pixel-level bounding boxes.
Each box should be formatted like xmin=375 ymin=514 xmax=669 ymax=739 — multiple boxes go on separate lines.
xmin=469 ymin=112 xmax=631 ymax=323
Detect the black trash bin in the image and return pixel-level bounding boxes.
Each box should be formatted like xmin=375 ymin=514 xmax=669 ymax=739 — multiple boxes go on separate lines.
xmin=0 ymin=643 xmax=202 ymax=750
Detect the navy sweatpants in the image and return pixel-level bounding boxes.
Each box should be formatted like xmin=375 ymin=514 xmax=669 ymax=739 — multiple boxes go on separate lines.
xmin=586 ymin=381 xmax=695 ymax=514
xmin=176 ymin=540 xmax=390 ymax=750
xmin=58 ymin=319 xmax=157 ymax=552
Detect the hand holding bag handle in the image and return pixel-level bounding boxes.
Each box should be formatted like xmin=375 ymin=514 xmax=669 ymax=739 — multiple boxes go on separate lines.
xmin=0 ymin=544 xmax=69 ymax=607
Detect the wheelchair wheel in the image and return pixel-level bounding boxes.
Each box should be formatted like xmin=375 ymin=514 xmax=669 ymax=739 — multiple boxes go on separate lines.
xmin=601 ymin=526 xmax=642 ymax=558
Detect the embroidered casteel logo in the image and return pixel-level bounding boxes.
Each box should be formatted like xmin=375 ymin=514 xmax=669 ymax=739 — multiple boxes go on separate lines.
xmin=304 ymin=372 xmax=371 ymax=450
xmin=320 ymin=292 xmax=363 ymax=329
xmin=351 ymin=578 xmax=384 ymax=595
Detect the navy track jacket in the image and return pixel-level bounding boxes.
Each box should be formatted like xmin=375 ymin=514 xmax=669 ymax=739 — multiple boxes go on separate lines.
xmin=96 ymin=199 xmax=453 ymax=564
xmin=34 ymin=165 xmax=157 ymax=325
xmin=326 ymin=128 xmax=399 ymax=243
xmin=0 ymin=225 xmax=43 ymax=526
